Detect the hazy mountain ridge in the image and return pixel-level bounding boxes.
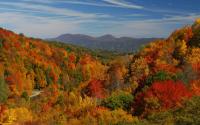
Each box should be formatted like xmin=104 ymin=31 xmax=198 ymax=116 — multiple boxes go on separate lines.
xmin=49 ymin=34 xmax=160 ymax=52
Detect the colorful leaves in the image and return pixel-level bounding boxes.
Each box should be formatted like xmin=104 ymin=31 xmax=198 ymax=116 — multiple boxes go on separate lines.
xmin=95 ymin=108 xmax=138 ymax=125
xmin=1 ymin=107 xmax=32 ymax=124
xmin=186 ymin=48 xmax=200 ymax=72
xmin=190 ymin=79 xmax=200 ymax=96
xmin=133 ymin=80 xmax=192 ymax=116
xmin=86 ymin=79 xmax=105 ymax=98
xmin=68 ymin=53 xmax=76 ymax=63
xmin=130 ymin=57 xmax=149 ymax=82
xmin=5 ymin=71 xmax=23 ymax=95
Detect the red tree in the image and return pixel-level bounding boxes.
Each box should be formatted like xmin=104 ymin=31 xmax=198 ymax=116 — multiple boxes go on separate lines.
xmin=68 ymin=53 xmax=76 ymax=63
xmin=86 ymin=79 xmax=105 ymax=98
xmin=133 ymin=80 xmax=192 ymax=116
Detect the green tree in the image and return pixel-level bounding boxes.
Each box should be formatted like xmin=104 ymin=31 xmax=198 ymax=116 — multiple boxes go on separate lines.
xmin=145 ymin=71 xmax=171 ymax=85
xmin=0 ymin=38 xmax=4 ymax=48
xmin=21 ymin=91 xmax=29 ymax=101
xmin=0 ymin=77 xmax=9 ymax=103
xmin=101 ymin=92 xmax=134 ymax=111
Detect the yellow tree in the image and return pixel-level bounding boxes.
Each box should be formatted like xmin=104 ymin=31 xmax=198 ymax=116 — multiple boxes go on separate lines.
xmin=130 ymin=57 xmax=149 ymax=85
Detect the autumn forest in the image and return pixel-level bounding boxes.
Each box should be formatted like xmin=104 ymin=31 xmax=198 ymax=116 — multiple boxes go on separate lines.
xmin=0 ymin=19 xmax=200 ymax=125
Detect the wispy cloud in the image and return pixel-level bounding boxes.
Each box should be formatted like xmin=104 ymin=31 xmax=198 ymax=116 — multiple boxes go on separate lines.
xmin=19 ymin=0 xmax=189 ymax=15
xmin=57 ymin=1 xmax=114 ymax=7
xmin=22 ymin=0 xmax=144 ymax=9
xmin=125 ymin=14 xmax=146 ymax=17
xmin=0 ymin=2 xmax=97 ymax=19
xmin=0 ymin=8 xmax=197 ymax=38
xmin=21 ymin=0 xmax=52 ymax=4
xmin=98 ymin=14 xmax=199 ymax=37
xmin=0 ymin=1 xmax=111 ymax=38
xmin=102 ymin=0 xmax=143 ymax=9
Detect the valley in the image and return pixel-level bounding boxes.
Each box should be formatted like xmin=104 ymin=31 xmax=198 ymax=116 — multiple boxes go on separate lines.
xmin=0 ymin=19 xmax=200 ymax=125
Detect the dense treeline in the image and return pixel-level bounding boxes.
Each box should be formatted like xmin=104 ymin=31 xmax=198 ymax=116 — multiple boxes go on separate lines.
xmin=0 ymin=19 xmax=200 ymax=125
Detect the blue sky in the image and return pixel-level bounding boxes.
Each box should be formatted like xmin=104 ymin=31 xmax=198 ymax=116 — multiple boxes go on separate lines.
xmin=0 ymin=0 xmax=199 ymax=38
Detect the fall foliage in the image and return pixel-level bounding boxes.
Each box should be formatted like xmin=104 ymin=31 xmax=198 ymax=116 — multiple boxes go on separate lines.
xmin=0 ymin=19 xmax=200 ymax=124
xmin=133 ymin=80 xmax=192 ymax=116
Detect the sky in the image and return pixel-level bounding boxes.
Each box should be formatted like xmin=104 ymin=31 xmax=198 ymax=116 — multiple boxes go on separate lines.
xmin=0 ymin=0 xmax=199 ymax=38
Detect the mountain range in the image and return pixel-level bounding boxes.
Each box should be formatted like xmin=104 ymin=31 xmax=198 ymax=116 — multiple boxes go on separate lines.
xmin=49 ymin=34 xmax=160 ymax=52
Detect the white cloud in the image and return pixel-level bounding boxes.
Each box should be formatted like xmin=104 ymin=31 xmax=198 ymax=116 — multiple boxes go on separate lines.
xmin=102 ymin=0 xmax=143 ymax=9
xmin=21 ymin=0 xmax=144 ymax=9
xmin=59 ymin=1 xmax=117 ymax=7
xmin=21 ymin=0 xmax=52 ymax=4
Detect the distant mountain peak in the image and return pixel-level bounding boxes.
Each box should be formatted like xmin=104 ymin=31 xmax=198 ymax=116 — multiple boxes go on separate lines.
xmin=49 ymin=33 xmax=160 ymax=52
xmin=57 ymin=33 xmax=94 ymax=39
xmin=98 ymin=34 xmax=115 ymax=38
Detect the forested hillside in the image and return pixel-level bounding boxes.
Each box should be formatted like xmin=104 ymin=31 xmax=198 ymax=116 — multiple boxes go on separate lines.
xmin=0 ymin=19 xmax=200 ymax=125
